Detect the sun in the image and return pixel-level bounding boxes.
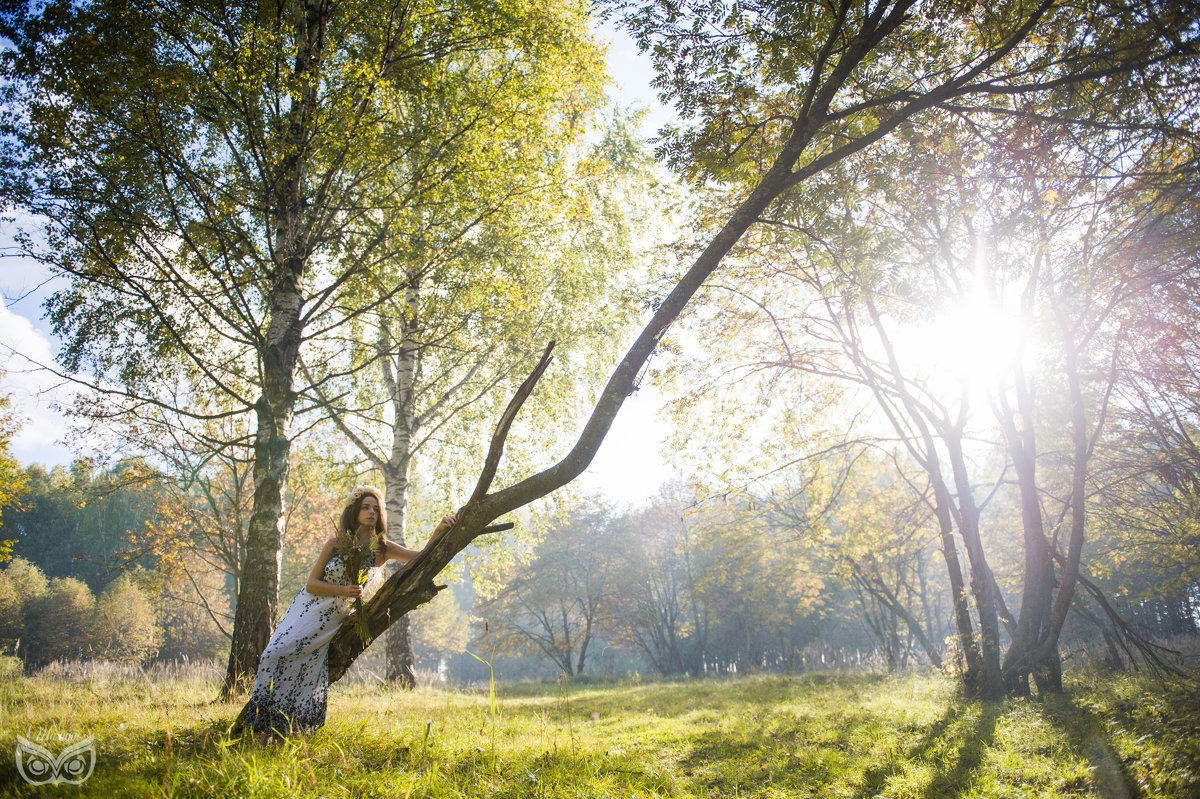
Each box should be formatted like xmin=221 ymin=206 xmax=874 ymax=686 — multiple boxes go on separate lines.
xmin=896 ymin=287 xmax=1028 ymax=392
xmin=937 ymin=293 xmax=1027 ymax=387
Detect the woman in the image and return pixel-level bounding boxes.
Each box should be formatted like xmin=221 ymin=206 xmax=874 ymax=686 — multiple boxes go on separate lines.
xmin=242 ymin=485 xmax=456 ymax=742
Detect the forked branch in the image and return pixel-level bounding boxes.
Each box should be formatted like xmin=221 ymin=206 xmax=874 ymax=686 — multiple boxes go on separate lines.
xmin=468 ymin=341 xmax=556 ymax=505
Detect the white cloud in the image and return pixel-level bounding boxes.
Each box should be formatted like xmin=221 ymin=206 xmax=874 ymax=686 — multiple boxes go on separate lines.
xmin=0 ymin=302 xmax=79 ymax=467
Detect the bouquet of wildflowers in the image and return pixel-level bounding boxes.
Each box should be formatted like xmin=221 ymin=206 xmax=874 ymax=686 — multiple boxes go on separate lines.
xmin=333 ymin=520 xmax=380 ymax=647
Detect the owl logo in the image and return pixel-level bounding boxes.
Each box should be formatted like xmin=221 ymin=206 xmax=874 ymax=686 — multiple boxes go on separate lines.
xmin=15 ymin=736 xmax=96 ymax=785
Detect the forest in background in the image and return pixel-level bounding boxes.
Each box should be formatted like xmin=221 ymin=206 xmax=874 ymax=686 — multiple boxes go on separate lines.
xmin=0 ymin=436 xmax=1196 ymax=686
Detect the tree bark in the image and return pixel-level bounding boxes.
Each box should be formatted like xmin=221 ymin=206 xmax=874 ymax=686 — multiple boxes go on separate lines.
xmin=221 ymin=0 xmax=325 ymax=697
xmin=1024 ymin=312 xmax=1093 ymax=694
xmin=943 ymin=435 xmax=1005 ymax=698
xmin=381 ymin=271 xmax=421 ymax=688
xmin=998 ymin=360 xmax=1055 ymax=695
xmin=221 ymin=380 xmax=295 ymax=695
xmin=382 ymin=467 xmax=416 ymax=686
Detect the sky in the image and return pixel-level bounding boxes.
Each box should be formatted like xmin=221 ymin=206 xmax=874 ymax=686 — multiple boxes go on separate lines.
xmin=570 ymin=19 xmax=681 ymax=503
xmin=0 ymin=17 xmax=681 ymax=505
xmin=0 ymin=251 xmax=77 ymax=468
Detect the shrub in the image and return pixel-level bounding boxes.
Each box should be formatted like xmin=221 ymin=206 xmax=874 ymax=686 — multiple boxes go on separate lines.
xmin=93 ymin=575 xmax=162 ymax=665
xmin=0 ymin=654 xmax=21 ymax=679
xmin=23 ymin=576 xmax=95 ymax=666
xmin=0 ymin=557 xmax=48 ymax=647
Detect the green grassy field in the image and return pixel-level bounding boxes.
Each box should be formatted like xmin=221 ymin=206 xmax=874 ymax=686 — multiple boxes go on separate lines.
xmin=0 ymin=664 xmax=1196 ymax=798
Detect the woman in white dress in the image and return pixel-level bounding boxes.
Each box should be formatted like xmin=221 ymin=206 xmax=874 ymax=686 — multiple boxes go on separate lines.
xmin=242 ymin=485 xmax=456 ymax=742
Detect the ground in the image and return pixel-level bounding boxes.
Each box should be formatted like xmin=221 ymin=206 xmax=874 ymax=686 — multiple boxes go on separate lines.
xmin=0 ymin=661 xmax=1196 ymax=797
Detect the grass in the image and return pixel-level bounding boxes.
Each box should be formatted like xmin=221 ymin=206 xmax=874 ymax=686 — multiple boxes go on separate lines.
xmin=0 ymin=663 xmax=1197 ymax=798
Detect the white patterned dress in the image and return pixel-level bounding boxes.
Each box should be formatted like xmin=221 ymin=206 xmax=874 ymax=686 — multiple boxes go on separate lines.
xmin=245 ymin=542 xmax=381 ymax=736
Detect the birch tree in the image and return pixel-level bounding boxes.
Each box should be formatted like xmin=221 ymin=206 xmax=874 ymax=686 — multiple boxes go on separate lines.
xmin=304 ymin=116 xmax=651 ymax=685
xmin=0 ymin=0 xmax=604 ymax=694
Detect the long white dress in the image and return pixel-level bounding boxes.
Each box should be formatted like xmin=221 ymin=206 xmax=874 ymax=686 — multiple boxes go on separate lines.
xmin=245 ymin=542 xmax=380 ymax=736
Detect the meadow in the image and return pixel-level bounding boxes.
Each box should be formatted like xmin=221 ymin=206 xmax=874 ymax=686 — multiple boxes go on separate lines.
xmin=0 ymin=661 xmax=1197 ymax=798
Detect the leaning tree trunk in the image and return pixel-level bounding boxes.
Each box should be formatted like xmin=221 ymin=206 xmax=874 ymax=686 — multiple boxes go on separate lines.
xmin=220 ymin=0 xmax=324 ymax=698
xmin=324 ymin=110 xmax=821 ymax=681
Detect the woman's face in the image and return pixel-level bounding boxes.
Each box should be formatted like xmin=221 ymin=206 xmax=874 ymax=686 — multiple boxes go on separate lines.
xmin=357 ymin=494 xmax=380 ymax=532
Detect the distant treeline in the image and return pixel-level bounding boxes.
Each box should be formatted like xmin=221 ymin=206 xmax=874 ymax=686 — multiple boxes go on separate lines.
xmin=2 ymin=459 xmax=1197 ymax=682
xmin=0 ymin=459 xmax=467 ymax=675
xmin=474 ymin=477 xmax=1200 ymax=682
xmin=1 ymin=462 xmax=227 ymax=666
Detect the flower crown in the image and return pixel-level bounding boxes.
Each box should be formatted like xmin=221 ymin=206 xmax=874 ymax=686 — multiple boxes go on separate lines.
xmin=345 ymin=484 xmax=383 ymax=507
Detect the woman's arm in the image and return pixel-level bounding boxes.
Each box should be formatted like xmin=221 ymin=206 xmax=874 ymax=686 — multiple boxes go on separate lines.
xmin=382 ymin=515 xmax=458 ymax=564
xmin=305 ymin=537 xmax=362 ymax=599
xmin=382 ymin=538 xmax=421 ymax=563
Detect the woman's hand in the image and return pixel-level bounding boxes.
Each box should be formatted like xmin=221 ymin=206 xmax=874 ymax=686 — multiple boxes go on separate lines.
xmin=432 ymin=514 xmax=458 ymax=536
xmin=344 ymin=584 xmax=363 ymax=600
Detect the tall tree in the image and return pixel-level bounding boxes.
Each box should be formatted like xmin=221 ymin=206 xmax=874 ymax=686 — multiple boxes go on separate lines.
xmin=1 ymin=0 xmax=606 ymax=694
xmin=304 ymin=114 xmax=648 ymax=686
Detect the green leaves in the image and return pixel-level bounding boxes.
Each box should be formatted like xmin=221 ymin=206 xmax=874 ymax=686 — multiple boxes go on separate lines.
xmin=606 ymin=0 xmax=1198 ymax=198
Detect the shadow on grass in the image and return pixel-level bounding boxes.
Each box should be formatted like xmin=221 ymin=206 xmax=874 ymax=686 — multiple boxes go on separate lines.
xmin=502 ymin=671 xmax=887 ymax=722
xmin=920 ymin=703 xmax=1000 ymax=799
xmin=850 ymin=701 xmax=1000 ymax=799
xmin=1041 ymin=694 xmax=1134 ymax=799
xmin=672 ymin=705 xmax=900 ymax=797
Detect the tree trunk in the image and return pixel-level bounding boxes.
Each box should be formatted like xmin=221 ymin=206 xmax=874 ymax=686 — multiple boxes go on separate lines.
xmin=575 ymin=627 xmax=591 ymax=676
xmin=381 ymin=271 xmax=421 ymax=688
xmin=998 ymin=361 xmax=1055 ymax=695
xmin=382 ymin=479 xmax=416 ymax=686
xmin=221 ymin=383 xmax=295 ymax=695
xmin=1025 ymin=324 xmax=1095 ymax=695
xmin=945 ymin=436 xmax=1005 ymax=699
xmin=858 ymin=295 xmax=986 ymax=693
xmin=220 ymin=0 xmax=324 ymax=697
